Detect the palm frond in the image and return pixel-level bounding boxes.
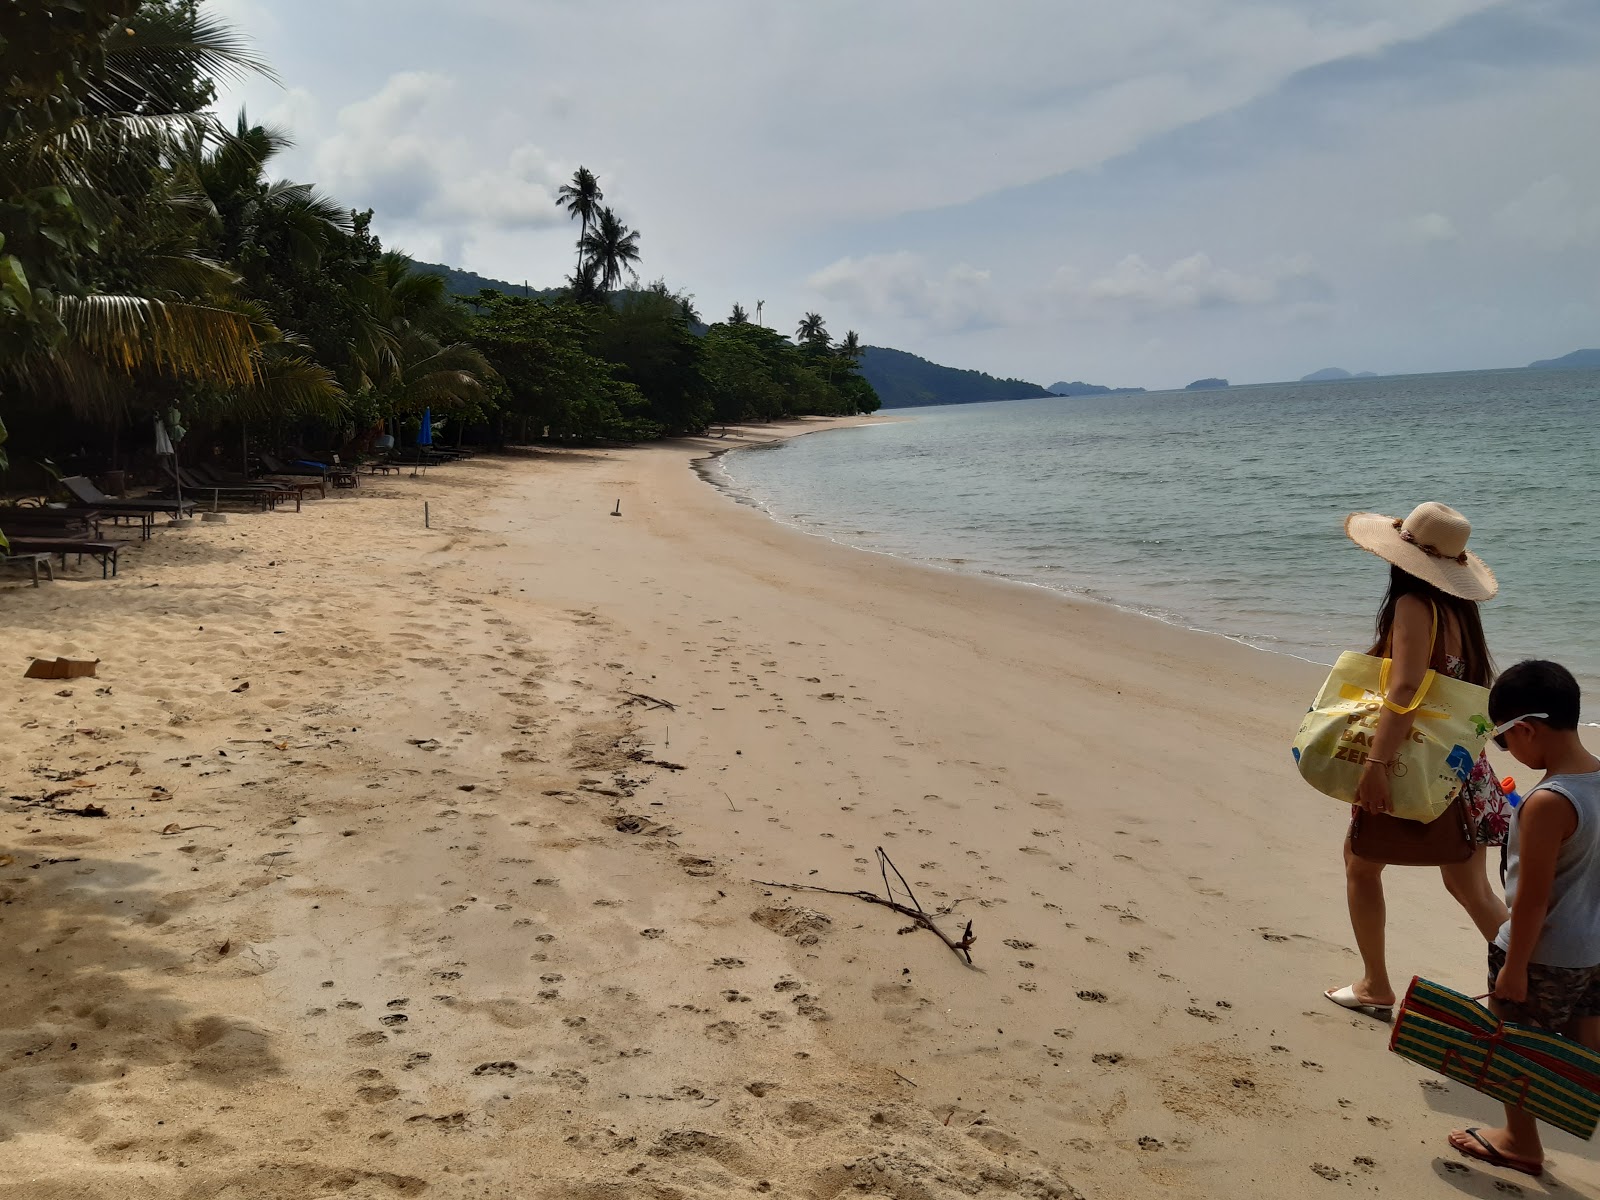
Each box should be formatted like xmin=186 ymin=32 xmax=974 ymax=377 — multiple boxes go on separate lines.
xmin=56 ymin=294 xmax=260 ymax=385
xmin=96 ymin=5 xmax=276 ymax=110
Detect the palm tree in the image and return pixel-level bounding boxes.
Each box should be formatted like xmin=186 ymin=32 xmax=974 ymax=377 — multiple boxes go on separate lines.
xmin=838 ymin=330 xmax=861 ymax=359
xmin=556 ymin=167 xmax=603 ymax=280
xmin=1 ymin=4 xmax=271 ymax=401
xmin=357 ymin=252 xmax=488 ymax=418
xmin=579 ymin=207 xmax=641 ymax=294
xmin=729 ymin=302 xmax=748 ymax=325
xmin=796 ymin=312 xmax=828 ymax=347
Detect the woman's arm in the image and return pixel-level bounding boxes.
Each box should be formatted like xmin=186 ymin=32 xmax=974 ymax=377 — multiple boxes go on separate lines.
xmin=1354 ymin=594 xmax=1433 ymax=814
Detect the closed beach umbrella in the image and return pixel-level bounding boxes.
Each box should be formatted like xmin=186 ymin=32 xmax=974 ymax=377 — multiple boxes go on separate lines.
xmin=419 ymin=408 xmax=433 ymax=446
xmin=154 ymin=416 xmax=174 ymax=457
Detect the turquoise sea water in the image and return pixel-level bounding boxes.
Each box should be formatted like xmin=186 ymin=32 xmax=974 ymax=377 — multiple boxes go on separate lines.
xmin=712 ymin=368 xmax=1600 ymax=695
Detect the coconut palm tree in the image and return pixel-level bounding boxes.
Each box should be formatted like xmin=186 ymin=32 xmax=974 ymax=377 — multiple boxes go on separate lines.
xmin=837 ymin=330 xmax=861 ymax=360
xmin=1 ymin=2 xmax=271 ymax=401
xmin=579 ymin=207 xmax=642 ymax=295
xmin=796 ymin=312 xmax=828 ymax=347
xmin=556 ymin=166 xmax=603 ymax=280
xmin=729 ymin=302 xmax=748 ymax=325
xmin=357 ymin=252 xmax=488 ymax=418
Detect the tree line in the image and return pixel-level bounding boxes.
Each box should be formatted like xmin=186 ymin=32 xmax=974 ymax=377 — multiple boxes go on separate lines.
xmin=0 ymin=0 xmax=878 ymax=479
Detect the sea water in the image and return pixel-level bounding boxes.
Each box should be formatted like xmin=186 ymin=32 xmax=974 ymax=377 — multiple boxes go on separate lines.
xmin=713 ymin=368 xmax=1600 ymax=694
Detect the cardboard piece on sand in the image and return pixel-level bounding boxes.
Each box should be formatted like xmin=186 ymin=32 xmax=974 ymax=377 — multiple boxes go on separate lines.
xmin=24 ymin=657 xmax=100 ymax=680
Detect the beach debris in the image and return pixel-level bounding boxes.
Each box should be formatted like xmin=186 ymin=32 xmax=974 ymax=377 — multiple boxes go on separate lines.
xmin=622 ymin=690 xmax=676 ymax=711
xmin=25 ymin=657 xmax=99 ymax=680
xmin=232 ymin=681 xmax=250 ymax=693
xmin=753 ymin=848 xmax=977 ymax=966
xmin=62 ymin=802 xmax=107 ymax=818
xmin=406 ymin=737 xmax=441 ymax=751
xmin=611 ymin=499 xmax=621 ymax=516
xmin=627 ymin=748 xmax=686 ymax=770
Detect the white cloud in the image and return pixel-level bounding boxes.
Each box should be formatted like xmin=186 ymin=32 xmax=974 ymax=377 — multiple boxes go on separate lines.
xmin=1049 ymin=252 xmax=1328 ymax=316
xmin=808 ymin=252 xmax=1011 ymax=333
xmin=207 ymin=0 xmax=1600 ymax=383
xmin=311 ymin=72 xmax=567 ymax=258
xmin=1495 ymin=175 xmax=1600 ymax=251
xmin=1408 ymin=212 xmax=1459 ymax=243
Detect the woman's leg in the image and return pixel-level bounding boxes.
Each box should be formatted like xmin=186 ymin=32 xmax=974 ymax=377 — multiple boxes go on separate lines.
xmin=1342 ymin=836 xmax=1395 ymax=1005
xmin=1439 ymin=847 xmax=1509 ymax=941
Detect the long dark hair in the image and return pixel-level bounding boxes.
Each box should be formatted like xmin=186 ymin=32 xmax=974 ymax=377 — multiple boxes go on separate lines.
xmin=1368 ymin=563 xmax=1494 ymax=687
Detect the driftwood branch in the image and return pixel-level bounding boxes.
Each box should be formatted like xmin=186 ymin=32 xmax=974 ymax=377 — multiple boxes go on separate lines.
xmin=622 ymin=691 xmax=677 ymax=711
xmin=753 ymin=847 xmax=977 ymax=965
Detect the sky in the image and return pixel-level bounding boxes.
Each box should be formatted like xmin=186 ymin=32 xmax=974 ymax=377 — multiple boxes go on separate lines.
xmin=211 ymin=0 xmax=1600 ymax=390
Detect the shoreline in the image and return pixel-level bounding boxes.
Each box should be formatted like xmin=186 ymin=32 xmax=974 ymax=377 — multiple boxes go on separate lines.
xmin=706 ymin=416 xmax=1600 ymax=710
xmin=2 ymin=428 xmax=1591 ymax=1199
xmin=701 ymin=419 xmax=1342 ymax=673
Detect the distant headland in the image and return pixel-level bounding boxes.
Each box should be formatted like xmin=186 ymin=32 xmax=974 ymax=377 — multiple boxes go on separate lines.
xmin=1047 ymin=380 xmax=1147 ymax=397
xmin=1528 ymin=349 xmax=1600 ymax=370
xmin=1185 ymin=377 xmax=1229 ymax=391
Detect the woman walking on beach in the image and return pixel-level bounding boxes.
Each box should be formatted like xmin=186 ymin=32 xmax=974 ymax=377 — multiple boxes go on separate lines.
xmin=1326 ymin=502 xmax=1511 ymax=1019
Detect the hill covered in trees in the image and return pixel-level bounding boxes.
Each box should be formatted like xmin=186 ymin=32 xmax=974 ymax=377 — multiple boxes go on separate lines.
xmin=859 ymin=347 xmax=1053 ymax=408
xmin=1528 ymin=349 xmax=1600 ymax=370
xmin=407 ymin=260 xmax=560 ymax=301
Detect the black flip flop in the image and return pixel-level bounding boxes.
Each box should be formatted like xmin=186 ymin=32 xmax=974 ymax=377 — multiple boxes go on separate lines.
xmin=1451 ymin=1128 xmax=1544 ymax=1177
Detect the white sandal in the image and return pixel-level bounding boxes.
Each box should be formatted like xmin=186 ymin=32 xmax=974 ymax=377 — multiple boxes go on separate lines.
xmin=1325 ymin=985 xmax=1393 ymax=1020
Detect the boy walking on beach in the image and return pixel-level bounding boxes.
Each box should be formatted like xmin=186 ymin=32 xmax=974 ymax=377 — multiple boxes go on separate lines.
xmin=1449 ymin=660 xmax=1600 ymax=1177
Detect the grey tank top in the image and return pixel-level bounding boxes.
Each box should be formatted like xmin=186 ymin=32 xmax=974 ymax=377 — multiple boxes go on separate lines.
xmin=1496 ymin=770 xmax=1600 ymax=967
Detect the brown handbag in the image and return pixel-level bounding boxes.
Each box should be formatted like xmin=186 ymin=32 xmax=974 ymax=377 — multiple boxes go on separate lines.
xmin=1350 ymin=793 xmax=1474 ymax=865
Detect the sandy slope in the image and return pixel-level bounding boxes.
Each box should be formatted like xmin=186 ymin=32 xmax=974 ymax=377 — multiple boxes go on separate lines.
xmin=1 ymin=421 xmax=1592 ymax=1199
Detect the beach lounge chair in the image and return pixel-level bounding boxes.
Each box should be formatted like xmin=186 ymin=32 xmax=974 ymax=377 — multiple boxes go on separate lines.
xmin=259 ymin=452 xmax=357 ymax=489
xmin=160 ymin=462 xmax=280 ymax=512
xmin=62 ymin=476 xmax=196 ymax=519
xmin=2 ymin=536 xmax=120 ymax=578
xmin=193 ymin=463 xmax=324 ymax=502
xmin=1 ymin=551 xmax=54 ymax=586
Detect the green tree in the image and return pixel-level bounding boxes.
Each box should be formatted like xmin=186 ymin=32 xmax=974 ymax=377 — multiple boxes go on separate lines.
xmin=729 ymin=302 xmax=748 ymax=325
xmin=579 ymin=207 xmax=641 ymax=295
xmin=556 ymin=166 xmax=602 ymax=280
xmin=1 ymin=1 xmax=270 ymax=419
xmin=592 ymin=283 xmax=710 ymax=435
xmin=468 ymin=292 xmax=643 ymax=440
xmin=795 ymin=312 xmax=828 ymax=348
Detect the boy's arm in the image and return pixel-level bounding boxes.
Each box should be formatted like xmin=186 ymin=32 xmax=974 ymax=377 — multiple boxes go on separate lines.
xmin=1494 ymin=788 xmax=1579 ymax=1003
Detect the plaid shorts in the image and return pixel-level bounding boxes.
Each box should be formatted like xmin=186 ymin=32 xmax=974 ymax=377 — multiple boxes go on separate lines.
xmin=1489 ymin=943 xmax=1600 ymax=1029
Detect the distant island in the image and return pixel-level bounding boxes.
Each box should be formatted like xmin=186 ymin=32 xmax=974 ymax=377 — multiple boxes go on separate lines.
xmin=1528 ymin=349 xmax=1600 ymax=370
xmin=1185 ymin=377 xmax=1229 ymax=391
xmin=858 ymin=347 xmax=1053 ymax=408
xmin=1300 ymin=367 xmax=1377 ymax=382
xmin=1047 ymin=380 xmax=1147 ymax=397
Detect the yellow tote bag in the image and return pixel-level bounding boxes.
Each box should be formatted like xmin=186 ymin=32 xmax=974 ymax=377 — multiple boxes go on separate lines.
xmin=1292 ymin=623 xmax=1493 ymax=822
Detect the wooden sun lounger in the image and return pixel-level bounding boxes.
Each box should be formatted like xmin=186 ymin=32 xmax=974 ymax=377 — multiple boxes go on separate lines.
xmin=2 ymin=536 xmax=120 ymax=578
xmin=258 ymin=453 xmax=357 ymax=488
xmin=193 ymin=463 xmax=324 ymax=502
xmin=168 ymin=464 xmax=299 ymax=512
xmin=62 ymin=476 xmax=196 ymax=520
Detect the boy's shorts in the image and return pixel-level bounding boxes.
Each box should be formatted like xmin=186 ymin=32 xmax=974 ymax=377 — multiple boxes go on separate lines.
xmin=1489 ymin=943 xmax=1600 ymax=1029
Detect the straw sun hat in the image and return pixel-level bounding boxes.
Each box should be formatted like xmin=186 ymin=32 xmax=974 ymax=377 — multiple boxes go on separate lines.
xmin=1345 ymin=502 xmax=1498 ymax=601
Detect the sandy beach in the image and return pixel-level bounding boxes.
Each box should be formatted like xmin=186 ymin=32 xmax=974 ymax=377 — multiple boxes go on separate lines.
xmin=2 ymin=419 xmax=1593 ymax=1199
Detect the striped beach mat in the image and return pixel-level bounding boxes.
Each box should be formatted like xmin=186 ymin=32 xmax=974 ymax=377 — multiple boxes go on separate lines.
xmin=1390 ymin=976 xmax=1600 ymax=1139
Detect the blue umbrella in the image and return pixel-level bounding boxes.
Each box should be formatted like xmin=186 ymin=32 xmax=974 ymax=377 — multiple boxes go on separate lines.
xmin=418 ymin=408 xmax=433 ymax=446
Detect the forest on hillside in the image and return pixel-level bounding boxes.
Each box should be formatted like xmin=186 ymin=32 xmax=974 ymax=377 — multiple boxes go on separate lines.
xmin=859 ymin=347 xmax=1053 ymax=408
